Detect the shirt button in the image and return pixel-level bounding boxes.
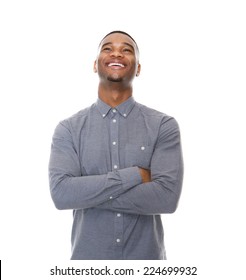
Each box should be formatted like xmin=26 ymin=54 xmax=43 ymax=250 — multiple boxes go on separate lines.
xmin=113 ymin=165 xmax=118 ymax=169
xmin=123 ymin=113 xmax=127 ymax=117
xmin=117 ymin=213 xmax=121 ymax=217
xmin=109 ymin=196 xmax=113 ymax=199
xmin=141 ymin=146 xmax=145 ymax=150
xmin=116 ymin=239 xmax=121 ymax=243
xmin=102 ymin=114 xmax=106 ymax=117
xmin=112 ymin=141 xmax=117 ymax=145
xmin=112 ymin=109 xmax=116 ymax=113
xmin=112 ymin=119 xmax=116 ymax=123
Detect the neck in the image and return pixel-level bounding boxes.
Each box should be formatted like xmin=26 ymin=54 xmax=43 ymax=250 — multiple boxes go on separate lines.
xmin=98 ymin=82 xmax=133 ymax=107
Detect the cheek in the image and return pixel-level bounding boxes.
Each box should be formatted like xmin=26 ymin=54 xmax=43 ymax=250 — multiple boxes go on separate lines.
xmin=97 ymin=57 xmax=107 ymax=70
xmin=129 ymin=63 xmax=138 ymax=75
xmin=95 ymin=61 xmax=103 ymax=74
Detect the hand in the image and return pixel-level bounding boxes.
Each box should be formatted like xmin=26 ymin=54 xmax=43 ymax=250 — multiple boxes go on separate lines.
xmin=139 ymin=167 xmax=151 ymax=183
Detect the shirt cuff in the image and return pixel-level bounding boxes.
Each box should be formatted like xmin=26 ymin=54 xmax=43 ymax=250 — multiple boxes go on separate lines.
xmin=118 ymin=167 xmax=142 ymax=190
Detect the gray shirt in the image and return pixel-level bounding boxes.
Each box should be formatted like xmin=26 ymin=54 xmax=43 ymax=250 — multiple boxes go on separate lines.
xmin=49 ymin=97 xmax=183 ymax=260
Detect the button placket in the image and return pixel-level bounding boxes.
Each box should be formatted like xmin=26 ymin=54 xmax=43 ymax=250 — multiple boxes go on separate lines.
xmin=114 ymin=210 xmax=123 ymax=248
xmin=110 ymin=110 xmax=119 ymax=171
xmin=110 ymin=109 xmax=123 ymax=251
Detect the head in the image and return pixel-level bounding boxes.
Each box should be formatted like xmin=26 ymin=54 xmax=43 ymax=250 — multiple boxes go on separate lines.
xmin=98 ymin=31 xmax=140 ymax=59
xmin=94 ymin=31 xmax=141 ymax=84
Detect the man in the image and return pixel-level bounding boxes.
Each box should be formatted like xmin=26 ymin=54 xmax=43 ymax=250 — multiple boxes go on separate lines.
xmin=49 ymin=31 xmax=183 ymax=260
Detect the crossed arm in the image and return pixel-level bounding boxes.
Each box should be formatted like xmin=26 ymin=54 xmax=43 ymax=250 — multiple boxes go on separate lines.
xmin=49 ymin=118 xmax=183 ymax=215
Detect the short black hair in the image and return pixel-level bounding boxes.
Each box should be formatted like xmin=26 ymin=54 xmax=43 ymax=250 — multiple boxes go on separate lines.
xmin=99 ymin=30 xmax=139 ymax=53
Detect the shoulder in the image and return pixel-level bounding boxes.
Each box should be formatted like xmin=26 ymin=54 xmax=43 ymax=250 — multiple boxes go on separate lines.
xmin=65 ymin=105 xmax=91 ymax=123
xmin=136 ymin=102 xmax=180 ymax=136
xmin=61 ymin=103 xmax=95 ymax=126
xmin=136 ymin=102 xmax=176 ymax=124
xmin=54 ymin=104 xmax=94 ymax=137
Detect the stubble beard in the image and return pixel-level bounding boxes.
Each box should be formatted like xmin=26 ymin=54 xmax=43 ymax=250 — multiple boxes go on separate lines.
xmin=107 ymin=73 xmax=123 ymax=83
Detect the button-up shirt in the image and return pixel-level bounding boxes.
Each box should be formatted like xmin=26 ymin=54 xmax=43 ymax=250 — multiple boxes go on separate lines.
xmin=49 ymin=97 xmax=183 ymax=260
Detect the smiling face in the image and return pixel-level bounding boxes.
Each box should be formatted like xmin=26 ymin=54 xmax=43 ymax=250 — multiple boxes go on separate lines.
xmin=94 ymin=33 xmax=141 ymax=84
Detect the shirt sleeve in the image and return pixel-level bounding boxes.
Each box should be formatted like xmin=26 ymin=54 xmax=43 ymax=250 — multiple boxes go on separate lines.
xmin=97 ymin=117 xmax=184 ymax=215
xmin=48 ymin=121 xmax=142 ymax=210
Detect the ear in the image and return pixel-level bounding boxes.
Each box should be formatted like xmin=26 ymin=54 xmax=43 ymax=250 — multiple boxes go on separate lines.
xmin=93 ymin=60 xmax=97 ymax=73
xmin=136 ymin=63 xmax=141 ymax=77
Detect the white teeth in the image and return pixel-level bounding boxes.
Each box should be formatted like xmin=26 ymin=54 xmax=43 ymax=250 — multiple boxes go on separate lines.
xmin=108 ymin=63 xmax=125 ymax=67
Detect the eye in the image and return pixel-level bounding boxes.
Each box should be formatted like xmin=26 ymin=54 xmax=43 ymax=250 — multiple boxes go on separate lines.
xmin=102 ymin=47 xmax=112 ymax=52
xmin=123 ymin=48 xmax=132 ymax=53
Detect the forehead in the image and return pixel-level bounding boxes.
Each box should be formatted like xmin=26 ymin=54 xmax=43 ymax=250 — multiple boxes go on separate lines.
xmin=99 ymin=33 xmax=137 ymax=50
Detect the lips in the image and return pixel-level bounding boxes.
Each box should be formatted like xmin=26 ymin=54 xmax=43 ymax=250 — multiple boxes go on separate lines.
xmin=107 ymin=62 xmax=125 ymax=68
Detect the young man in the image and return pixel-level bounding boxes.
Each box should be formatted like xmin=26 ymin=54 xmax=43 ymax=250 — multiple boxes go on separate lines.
xmin=49 ymin=31 xmax=183 ymax=260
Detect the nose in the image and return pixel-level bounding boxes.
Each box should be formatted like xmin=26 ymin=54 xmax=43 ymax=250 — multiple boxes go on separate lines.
xmin=110 ymin=48 xmax=123 ymax=58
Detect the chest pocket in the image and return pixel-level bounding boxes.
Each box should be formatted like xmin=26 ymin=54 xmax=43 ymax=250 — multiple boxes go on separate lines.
xmin=125 ymin=143 xmax=154 ymax=169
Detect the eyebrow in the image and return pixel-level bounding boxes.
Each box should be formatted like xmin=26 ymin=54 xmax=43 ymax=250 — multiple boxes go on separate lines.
xmin=101 ymin=42 xmax=135 ymax=51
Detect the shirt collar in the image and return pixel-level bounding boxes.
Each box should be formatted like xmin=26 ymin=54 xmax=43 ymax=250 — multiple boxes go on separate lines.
xmin=96 ymin=98 xmax=111 ymax=118
xmin=96 ymin=97 xmax=136 ymax=118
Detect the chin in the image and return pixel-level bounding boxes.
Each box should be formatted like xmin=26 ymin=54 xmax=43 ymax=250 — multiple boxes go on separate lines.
xmin=107 ymin=76 xmax=123 ymax=82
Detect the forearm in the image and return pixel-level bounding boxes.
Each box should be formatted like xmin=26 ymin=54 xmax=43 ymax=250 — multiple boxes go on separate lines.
xmin=97 ymin=161 xmax=183 ymax=215
xmin=49 ymin=166 xmax=142 ymax=210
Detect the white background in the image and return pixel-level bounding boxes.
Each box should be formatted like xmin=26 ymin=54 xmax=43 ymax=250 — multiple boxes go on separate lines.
xmin=0 ymin=0 xmax=245 ymax=279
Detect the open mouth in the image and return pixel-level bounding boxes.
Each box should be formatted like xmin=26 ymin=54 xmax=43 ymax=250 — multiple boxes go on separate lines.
xmin=107 ymin=62 xmax=125 ymax=68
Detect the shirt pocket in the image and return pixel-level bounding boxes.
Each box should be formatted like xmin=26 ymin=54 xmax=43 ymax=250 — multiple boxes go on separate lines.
xmin=125 ymin=143 xmax=154 ymax=169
